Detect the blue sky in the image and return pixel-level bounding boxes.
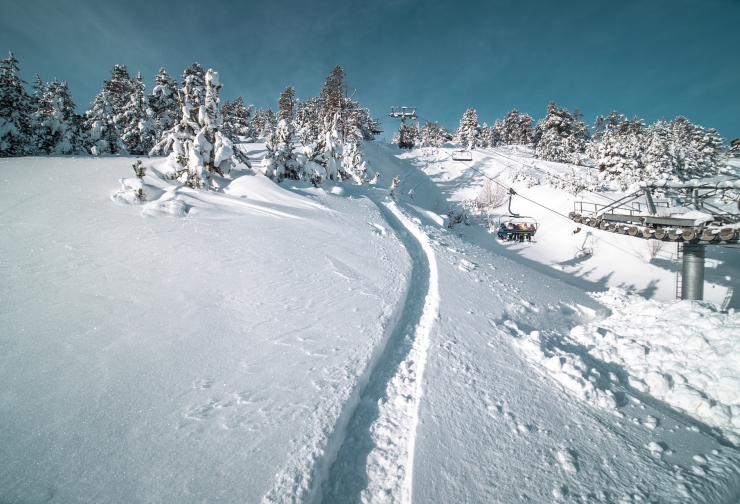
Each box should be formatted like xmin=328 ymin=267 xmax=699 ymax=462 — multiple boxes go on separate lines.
xmin=2 ymin=0 xmax=739 ymax=140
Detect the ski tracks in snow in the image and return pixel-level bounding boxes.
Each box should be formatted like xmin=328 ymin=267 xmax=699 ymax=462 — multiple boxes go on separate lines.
xmin=262 ymin=197 xmax=438 ymax=504
xmin=320 ymin=200 xmax=439 ymax=504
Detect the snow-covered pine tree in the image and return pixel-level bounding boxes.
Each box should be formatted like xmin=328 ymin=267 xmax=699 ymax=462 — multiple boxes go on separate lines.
xmin=250 ymin=109 xmax=266 ymax=139
xmin=479 ymin=123 xmax=491 ymax=148
xmin=489 ymin=119 xmax=505 ymax=147
xmin=84 ymin=64 xmax=139 ymax=155
xmin=261 ymin=108 xmax=278 ymax=138
xmin=295 ymin=98 xmax=321 ymax=145
xmin=316 ymin=66 xmax=374 ymax=144
xmin=453 ymin=108 xmax=481 ymax=149
xmin=179 ymin=63 xmax=206 ymax=116
xmin=730 ymin=138 xmax=740 ymax=158
xmin=341 ymin=141 xmax=370 ymax=184
xmin=665 ymin=116 xmax=726 ymax=180
xmin=261 ymin=118 xmax=302 ymax=182
xmin=533 ymin=102 xmax=590 ymax=165
xmin=589 ymin=111 xmax=646 ymax=189
xmin=500 ymin=109 xmax=534 ymax=145
xmin=30 ymin=76 xmax=84 ymax=154
xmin=85 ymin=89 xmax=126 ymax=155
xmin=148 ymin=68 xmax=179 ymax=143
xmin=319 ymin=66 xmax=344 ymax=123
xmin=151 ymin=68 xmax=245 ymax=189
xmin=120 ymin=73 xmax=155 ymax=155
xmin=277 ymin=86 xmax=296 ymax=123
xmin=28 ymin=74 xmax=45 ymax=153
xmin=642 ymin=119 xmax=674 ymax=182
xmin=221 ymin=96 xmax=254 ymax=142
xmin=480 ymin=122 xmax=501 ymax=149
xmin=419 ymin=121 xmax=448 ymax=148
xmin=0 ymin=52 xmax=33 ymax=157
xmin=314 ymin=113 xmax=343 ymax=181
xmin=695 ymin=127 xmax=727 ymax=176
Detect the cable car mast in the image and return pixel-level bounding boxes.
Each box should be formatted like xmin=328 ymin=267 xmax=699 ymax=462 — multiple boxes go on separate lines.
xmin=569 ymin=179 xmax=740 ymax=300
xmin=390 ymin=106 xmax=417 ymax=149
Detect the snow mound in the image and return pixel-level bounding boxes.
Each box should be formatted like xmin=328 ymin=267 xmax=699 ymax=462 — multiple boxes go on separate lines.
xmin=573 ymin=288 xmax=740 ymax=444
xmin=110 ymin=177 xmax=165 ymax=205
xmin=516 ymin=286 xmax=740 ymax=445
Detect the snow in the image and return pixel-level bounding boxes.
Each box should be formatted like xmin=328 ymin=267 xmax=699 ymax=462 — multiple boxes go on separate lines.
xmin=1 ymin=144 xmax=740 ymax=503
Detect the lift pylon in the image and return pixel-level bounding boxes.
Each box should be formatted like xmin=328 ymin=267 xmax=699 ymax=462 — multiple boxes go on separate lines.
xmin=390 ymin=106 xmax=418 ymax=149
xmin=568 ymin=178 xmax=740 ymax=300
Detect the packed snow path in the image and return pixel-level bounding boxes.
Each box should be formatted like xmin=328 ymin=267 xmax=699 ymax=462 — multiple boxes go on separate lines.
xmin=320 ymin=199 xmax=438 ymax=504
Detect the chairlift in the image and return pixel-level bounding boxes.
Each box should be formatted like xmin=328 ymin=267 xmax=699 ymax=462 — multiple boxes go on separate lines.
xmin=452 ymin=150 xmax=473 ymax=162
xmin=496 ymin=189 xmax=539 ymax=242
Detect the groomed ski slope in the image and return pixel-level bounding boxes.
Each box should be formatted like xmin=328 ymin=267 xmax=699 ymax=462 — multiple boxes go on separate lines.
xmin=1 ymin=144 xmax=739 ymax=503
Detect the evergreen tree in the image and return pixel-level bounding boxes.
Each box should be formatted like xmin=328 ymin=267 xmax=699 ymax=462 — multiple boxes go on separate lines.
xmin=642 ymin=119 xmax=674 ymax=181
xmin=261 ymin=118 xmax=302 ymax=182
xmin=315 ymin=66 xmax=374 ymax=144
xmin=665 ymin=116 xmax=726 ymax=180
xmin=295 ymin=98 xmax=321 ymax=145
xmin=341 ymin=141 xmax=371 ymax=184
xmin=488 ymin=119 xmax=505 ymax=148
xmin=151 ymin=68 xmax=247 ymax=189
xmin=419 ymin=121 xmax=448 ymax=148
xmin=314 ymin=113 xmax=343 ymax=181
xmin=453 ymin=108 xmax=480 ymax=149
xmin=30 ymin=76 xmax=84 ymax=154
xmin=254 ymin=108 xmax=278 ymax=138
xmin=221 ymin=96 xmax=254 ymax=142
xmin=179 ymin=63 xmax=206 ymax=117
xmin=533 ymin=101 xmax=590 ymax=165
xmin=729 ymin=138 xmax=740 ymax=158
xmin=695 ymin=127 xmax=726 ymax=176
xmin=85 ymin=89 xmax=126 ymax=155
xmin=148 ymin=68 xmax=179 ymax=142
xmin=499 ymin=109 xmax=534 ymax=145
xmin=392 ymin=121 xmax=419 ymax=149
xmin=277 ymin=86 xmax=296 ymax=123
xmin=120 ymin=73 xmax=155 ymax=155
xmin=320 ymin=66 xmax=345 ymax=120
xmin=589 ymin=111 xmax=645 ymax=189
xmin=0 ymin=52 xmax=33 ymax=156
xmin=84 ymin=64 xmax=139 ymax=155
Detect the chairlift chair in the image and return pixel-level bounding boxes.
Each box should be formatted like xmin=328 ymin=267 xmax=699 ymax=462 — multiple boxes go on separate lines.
xmin=496 ymin=188 xmax=539 ymax=242
xmin=452 ymin=150 xmax=473 ymax=162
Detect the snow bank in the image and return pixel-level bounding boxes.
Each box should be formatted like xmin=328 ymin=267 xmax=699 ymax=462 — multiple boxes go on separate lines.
xmin=574 ymin=288 xmax=740 ymax=444
xmin=515 ymin=287 xmax=740 ymax=445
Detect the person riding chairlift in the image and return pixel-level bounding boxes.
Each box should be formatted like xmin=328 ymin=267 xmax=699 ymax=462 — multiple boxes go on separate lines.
xmin=506 ymin=221 xmax=515 ymax=241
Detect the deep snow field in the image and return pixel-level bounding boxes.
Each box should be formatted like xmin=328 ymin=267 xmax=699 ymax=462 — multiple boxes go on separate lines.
xmin=1 ymin=144 xmax=739 ymax=504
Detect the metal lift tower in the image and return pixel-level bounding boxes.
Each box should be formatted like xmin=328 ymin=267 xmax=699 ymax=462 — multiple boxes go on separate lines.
xmin=569 ymin=179 xmax=740 ymax=300
xmin=389 ymin=106 xmax=417 ymax=148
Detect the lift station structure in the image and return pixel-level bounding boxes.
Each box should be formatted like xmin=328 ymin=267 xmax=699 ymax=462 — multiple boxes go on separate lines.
xmin=569 ymin=179 xmax=740 ymax=301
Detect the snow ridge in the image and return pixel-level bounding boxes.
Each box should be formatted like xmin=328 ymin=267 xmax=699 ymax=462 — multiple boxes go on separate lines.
xmin=386 ymin=201 xmax=439 ymax=503
xmin=320 ymin=199 xmax=439 ymax=504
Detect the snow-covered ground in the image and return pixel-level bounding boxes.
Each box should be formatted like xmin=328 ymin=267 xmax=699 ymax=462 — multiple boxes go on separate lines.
xmin=1 ymin=145 xmax=739 ymax=503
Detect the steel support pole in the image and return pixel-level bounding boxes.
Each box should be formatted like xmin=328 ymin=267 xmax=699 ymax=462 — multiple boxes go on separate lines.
xmin=681 ymin=244 xmax=705 ymax=300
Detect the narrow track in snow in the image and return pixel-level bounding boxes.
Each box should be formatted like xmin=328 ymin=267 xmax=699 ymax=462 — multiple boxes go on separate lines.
xmin=320 ymin=198 xmax=439 ymax=504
